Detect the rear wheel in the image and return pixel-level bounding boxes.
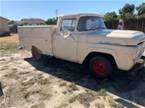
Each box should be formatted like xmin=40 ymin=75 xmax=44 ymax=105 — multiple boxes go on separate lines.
xmin=31 ymin=46 xmax=42 ymax=60
xmin=89 ymin=56 xmax=113 ymax=78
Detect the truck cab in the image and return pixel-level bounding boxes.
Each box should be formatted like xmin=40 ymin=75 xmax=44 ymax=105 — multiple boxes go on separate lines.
xmin=18 ymin=13 xmax=145 ymax=78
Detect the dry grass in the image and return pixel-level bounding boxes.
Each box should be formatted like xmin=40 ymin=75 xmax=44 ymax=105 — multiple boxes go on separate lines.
xmin=0 ymin=34 xmax=19 ymax=50
xmin=0 ymin=34 xmax=19 ymax=44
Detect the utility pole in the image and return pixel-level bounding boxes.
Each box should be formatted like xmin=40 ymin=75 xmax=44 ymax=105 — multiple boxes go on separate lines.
xmin=56 ymin=9 xmax=58 ymax=19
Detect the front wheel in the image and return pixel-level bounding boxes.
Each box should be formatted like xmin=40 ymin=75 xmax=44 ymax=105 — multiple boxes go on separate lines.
xmin=89 ymin=56 xmax=113 ymax=78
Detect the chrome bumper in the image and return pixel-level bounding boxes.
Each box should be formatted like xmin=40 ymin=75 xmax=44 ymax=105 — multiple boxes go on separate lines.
xmin=131 ymin=57 xmax=145 ymax=72
xmin=136 ymin=58 xmax=144 ymax=64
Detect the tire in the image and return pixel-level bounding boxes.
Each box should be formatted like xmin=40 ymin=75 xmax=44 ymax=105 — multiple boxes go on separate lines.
xmin=31 ymin=46 xmax=42 ymax=61
xmin=89 ymin=56 xmax=113 ymax=78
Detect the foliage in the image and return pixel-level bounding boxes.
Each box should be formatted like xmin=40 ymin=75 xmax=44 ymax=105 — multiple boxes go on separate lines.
xmin=104 ymin=3 xmax=145 ymax=31
xmin=8 ymin=20 xmax=15 ymax=25
xmin=136 ymin=3 xmax=145 ymax=16
xmin=103 ymin=12 xmax=119 ymax=29
xmin=119 ymin=4 xmax=135 ymax=18
xmin=104 ymin=20 xmax=118 ymax=29
xmin=0 ymin=43 xmax=17 ymax=50
xmin=104 ymin=12 xmax=118 ymax=21
xmin=45 ymin=17 xmax=57 ymax=25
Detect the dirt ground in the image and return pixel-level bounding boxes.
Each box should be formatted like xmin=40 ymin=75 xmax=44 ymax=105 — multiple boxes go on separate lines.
xmin=0 ymin=34 xmax=145 ymax=108
xmin=0 ymin=34 xmax=19 ymax=44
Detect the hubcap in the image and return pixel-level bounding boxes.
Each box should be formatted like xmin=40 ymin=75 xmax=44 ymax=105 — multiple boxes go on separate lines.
xmin=92 ymin=60 xmax=109 ymax=77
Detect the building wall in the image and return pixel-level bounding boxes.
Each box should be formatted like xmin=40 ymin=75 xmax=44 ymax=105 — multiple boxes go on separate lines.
xmin=0 ymin=18 xmax=9 ymax=32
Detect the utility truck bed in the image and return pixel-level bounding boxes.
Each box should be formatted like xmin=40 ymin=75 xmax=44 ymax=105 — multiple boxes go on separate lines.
xmin=18 ymin=25 xmax=56 ymax=56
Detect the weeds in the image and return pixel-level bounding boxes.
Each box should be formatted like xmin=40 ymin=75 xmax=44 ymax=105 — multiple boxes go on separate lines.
xmin=97 ymin=89 xmax=107 ymax=96
xmin=68 ymin=83 xmax=79 ymax=91
xmin=68 ymin=91 xmax=96 ymax=108
xmin=0 ymin=43 xmax=17 ymax=50
xmin=59 ymin=82 xmax=67 ymax=87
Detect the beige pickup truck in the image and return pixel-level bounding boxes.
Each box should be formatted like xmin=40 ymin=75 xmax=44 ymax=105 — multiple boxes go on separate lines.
xmin=18 ymin=13 xmax=145 ymax=78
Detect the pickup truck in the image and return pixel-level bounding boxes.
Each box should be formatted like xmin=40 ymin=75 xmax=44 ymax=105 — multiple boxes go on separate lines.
xmin=18 ymin=13 xmax=145 ymax=78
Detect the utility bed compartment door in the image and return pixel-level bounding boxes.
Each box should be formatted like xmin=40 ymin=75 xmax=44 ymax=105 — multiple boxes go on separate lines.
xmin=18 ymin=26 xmax=55 ymax=56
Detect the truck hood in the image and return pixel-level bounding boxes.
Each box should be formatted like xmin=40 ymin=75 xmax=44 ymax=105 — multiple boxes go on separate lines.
xmin=87 ymin=29 xmax=145 ymax=46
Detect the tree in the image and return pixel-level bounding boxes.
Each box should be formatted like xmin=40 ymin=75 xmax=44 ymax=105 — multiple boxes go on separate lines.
xmin=119 ymin=4 xmax=135 ymax=18
xmin=45 ymin=17 xmax=57 ymax=25
xmin=8 ymin=20 xmax=15 ymax=25
xmin=104 ymin=12 xmax=119 ymax=29
xmin=136 ymin=3 xmax=145 ymax=16
xmin=104 ymin=12 xmax=118 ymax=21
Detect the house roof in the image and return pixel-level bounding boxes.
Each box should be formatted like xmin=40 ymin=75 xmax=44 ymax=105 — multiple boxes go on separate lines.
xmin=0 ymin=16 xmax=9 ymax=21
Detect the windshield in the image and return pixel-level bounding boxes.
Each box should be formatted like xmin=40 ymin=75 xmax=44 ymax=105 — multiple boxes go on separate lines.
xmin=77 ymin=16 xmax=106 ymax=31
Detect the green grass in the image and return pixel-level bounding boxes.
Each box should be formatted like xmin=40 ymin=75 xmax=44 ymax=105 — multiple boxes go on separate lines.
xmin=0 ymin=43 xmax=18 ymax=50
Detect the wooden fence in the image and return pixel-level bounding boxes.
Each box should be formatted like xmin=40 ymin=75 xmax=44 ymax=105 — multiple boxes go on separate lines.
xmin=123 ymin=17 xmax=145 ymax=32
xmin=105 ymin=17 xmax=145 ymax=32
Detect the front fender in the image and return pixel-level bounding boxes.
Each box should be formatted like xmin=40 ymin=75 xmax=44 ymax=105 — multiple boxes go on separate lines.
xmin=78 ymin=43 xmax=132 ymax=70
xmin=78 ymin=44 xmax=134 ymax=71
xmin=78 ymin=44 xmax=117 ymax=64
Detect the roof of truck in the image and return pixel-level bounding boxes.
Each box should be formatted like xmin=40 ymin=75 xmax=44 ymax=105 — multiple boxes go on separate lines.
xmin=61 ymin=13 xmax=103 ymax=18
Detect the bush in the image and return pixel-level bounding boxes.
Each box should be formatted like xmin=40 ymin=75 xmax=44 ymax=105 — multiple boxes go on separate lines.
xmin=104 ymin=20 xmax=119 ymax=29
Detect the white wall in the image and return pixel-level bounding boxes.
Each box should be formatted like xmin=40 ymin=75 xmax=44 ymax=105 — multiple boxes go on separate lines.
xmin=0 ymin=18 xmax=9 ymax=32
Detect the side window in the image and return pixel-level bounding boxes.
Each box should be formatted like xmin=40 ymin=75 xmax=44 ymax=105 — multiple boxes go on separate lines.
xmin=61 ymin=19 xmax=76 ymax=31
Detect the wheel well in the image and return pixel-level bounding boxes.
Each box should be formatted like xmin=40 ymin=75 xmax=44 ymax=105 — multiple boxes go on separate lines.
xmin=83 ymin=52 xmax=117 ymax=69
xmin=31 ymin=46 xmax=36 ymax=51
xmin=31 ymin=46 xmax=42 ymax=54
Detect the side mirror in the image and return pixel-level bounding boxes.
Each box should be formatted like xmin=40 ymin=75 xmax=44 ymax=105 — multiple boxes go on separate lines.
xmin=63 ymin=29 xmax=71 ymax=38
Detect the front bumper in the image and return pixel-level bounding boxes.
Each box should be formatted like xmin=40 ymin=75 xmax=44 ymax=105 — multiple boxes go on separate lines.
xmin=130 ymin=56 xmax=145 ymax=72
xmin=133 ymin=42 xmax=145 ymax=65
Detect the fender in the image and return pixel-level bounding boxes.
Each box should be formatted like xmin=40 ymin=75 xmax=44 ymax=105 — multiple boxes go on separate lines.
xmin=78 ymin=43 xmax=120 ymax=68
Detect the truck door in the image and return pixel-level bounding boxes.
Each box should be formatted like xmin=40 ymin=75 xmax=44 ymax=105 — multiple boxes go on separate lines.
xmin=53 ymin=18 xmax=78 ymax=62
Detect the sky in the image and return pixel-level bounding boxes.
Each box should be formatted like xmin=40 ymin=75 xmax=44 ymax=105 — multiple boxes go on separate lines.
xmin=0 ymin=0 xmax=144 ymax=20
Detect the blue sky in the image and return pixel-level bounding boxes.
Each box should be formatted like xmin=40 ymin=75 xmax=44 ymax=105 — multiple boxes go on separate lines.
xmin=0 ymin=0 xmax=144 ymax=20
